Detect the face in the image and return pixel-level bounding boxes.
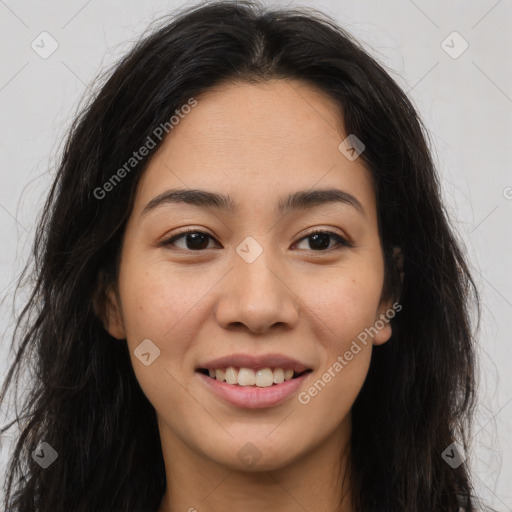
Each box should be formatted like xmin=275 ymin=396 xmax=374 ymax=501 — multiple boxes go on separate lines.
xmin=102 ymin=79 xmax=396 ymax=473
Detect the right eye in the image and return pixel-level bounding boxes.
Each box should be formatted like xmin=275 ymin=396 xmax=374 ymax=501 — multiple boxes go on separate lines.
xmin=161 ymin=229 xmax=219 ymax=251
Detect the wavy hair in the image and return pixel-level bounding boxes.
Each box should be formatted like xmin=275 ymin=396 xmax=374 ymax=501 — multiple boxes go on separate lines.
xmin=1 ymin=1 xmax=484 ymax=510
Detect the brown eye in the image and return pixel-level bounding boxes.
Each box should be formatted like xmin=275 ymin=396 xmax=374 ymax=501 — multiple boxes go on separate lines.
xmin=162 ymin=230 xmax=217 ymax=251
xmin=294 ymin=231 xmax=352 ymax=251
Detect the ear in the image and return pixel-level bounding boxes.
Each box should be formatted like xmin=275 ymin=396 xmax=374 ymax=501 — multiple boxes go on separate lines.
xmin=373 ymin=246 xmax=404 ymax=346
xmin=92 ymin=269 xmax=127 ymax=340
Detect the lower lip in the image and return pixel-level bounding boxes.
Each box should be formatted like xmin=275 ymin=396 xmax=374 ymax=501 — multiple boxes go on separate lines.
xmin=196 ymin=371 xmax=310 ymax=409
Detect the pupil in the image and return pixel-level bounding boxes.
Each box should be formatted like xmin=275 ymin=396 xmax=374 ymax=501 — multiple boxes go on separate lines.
xmin=309 ymin=233 xmax=330 ymax=250
xmin=187 ymin=233 xmax=209 ymax=250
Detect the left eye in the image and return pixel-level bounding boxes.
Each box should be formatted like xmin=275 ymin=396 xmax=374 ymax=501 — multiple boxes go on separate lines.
xmin=294 ymin=231 xmax=351 ymax=251
xmin=162 ymin=230 xmax=351 ymax=251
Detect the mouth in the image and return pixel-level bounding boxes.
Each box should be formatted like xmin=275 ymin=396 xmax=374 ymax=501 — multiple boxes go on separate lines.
xmin=196 ymin=367 xmax=313 ymax=387
xmin=195 ymin=353 xmax=313 ymax=408
xmin=195 ymin=361 xmax=313 ymax=409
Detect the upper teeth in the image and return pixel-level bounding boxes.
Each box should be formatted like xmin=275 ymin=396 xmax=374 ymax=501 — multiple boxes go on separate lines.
xmin=207 ymin=367 xmax=295 ymax=387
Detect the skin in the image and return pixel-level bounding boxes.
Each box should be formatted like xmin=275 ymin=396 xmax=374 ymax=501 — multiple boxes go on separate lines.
xmin=100 ymin=79 xmax=399 ymax=512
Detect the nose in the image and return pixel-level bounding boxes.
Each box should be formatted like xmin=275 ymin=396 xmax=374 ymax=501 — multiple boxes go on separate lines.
xmin=214 ymin=245 xmax=300 ymax=334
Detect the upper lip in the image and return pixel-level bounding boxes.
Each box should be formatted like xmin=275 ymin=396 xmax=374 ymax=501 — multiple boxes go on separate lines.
xmin=197 ymin=353 xmax=311 ymax=373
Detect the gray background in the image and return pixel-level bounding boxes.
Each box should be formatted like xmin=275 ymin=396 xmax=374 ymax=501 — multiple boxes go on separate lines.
xmin=1 ymin=0 xmax=511 ymax=509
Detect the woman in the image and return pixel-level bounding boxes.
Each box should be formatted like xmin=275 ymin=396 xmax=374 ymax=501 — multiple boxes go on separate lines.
xmin=1 ymin=1 xmax=488 ymax=510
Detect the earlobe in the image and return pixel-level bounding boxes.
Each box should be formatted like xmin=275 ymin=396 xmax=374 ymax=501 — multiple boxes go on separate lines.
xmin=371 ymin=299 xmax=395 ymax=347
xmin=373 ymin=246 xmax=403 ymax=346
xmin=92 ymin=270 xmax=126 ymax=340
xmin=373 ymin=294 xmax=401 ymax=346
xmin=104 ymin=287 xmax=127 ymax=340
xmin=372 ymin=314 xmax=393 ymax=346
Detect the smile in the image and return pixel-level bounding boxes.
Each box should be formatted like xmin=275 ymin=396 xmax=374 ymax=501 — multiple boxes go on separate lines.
xmin=196 ymin=368 xmax=312 ymax=409
xmin=198 ymin=366 xmax=311 ymax=387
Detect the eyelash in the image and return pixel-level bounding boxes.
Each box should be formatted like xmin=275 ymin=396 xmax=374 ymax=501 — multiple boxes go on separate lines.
xmin=161 ymin=228 xmax=353 ymax=252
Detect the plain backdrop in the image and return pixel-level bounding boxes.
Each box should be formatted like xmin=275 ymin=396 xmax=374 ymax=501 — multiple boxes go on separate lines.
xmin=1 ymin=0 xmax=511 ymax=509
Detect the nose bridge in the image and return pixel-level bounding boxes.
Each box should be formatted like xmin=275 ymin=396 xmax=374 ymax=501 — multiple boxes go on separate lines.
xmin=237 ymin=238 xmax=280 ymax=300
xmin=215 ymin=235 xmax=299 ymax=332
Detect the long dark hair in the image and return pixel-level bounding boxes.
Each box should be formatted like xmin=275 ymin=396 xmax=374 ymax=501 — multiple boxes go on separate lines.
xmin=1 ymin=1 xmax=484 ymax=510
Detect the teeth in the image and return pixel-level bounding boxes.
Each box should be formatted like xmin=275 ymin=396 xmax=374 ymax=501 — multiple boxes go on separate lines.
xmin=238 ymin=368 xmax=255 ymax=386
xmin=255 ymin=368 xmax=273 ymax=387
xmin=205 ymin=367 xmax=303 ymax=387
xmin=225 ymin=366 xmax=238 ymax=385
xmin=273 ymin=368 xmax=284 ymax=384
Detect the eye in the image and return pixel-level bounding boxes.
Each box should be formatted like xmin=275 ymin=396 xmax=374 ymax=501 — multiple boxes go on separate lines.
xmin=161 ymin=229 xmax=352 ymax=252
xmin=293 ymin=230 xmax=352 ymax=251
xmin=161 ymin=229 xmax=218 ymax=251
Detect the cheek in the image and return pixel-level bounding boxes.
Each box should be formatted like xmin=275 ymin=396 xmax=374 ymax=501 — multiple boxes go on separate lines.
xmin=116 ymin=260 xmax=207 ymax=393
xmin=305 ymin=263 xmax=384 ymax=349
xmin=295 ymin=264 xmax=383 ymax=408
xmin=118 ymin=257 xmax=203 ymax=342
xmin=117 ymin=265 xmax=205 ymax=417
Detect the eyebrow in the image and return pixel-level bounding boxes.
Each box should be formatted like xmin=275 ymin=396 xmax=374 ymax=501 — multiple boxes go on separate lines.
xmin=141 ymin=187 xmax=366 ymax=218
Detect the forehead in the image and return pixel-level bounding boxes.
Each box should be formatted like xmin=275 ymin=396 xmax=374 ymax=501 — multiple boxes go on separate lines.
xmin=166 ymin=79 xmax=347 ymax=157
xmin=131 ymin=79 xmax=376 ymax=221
